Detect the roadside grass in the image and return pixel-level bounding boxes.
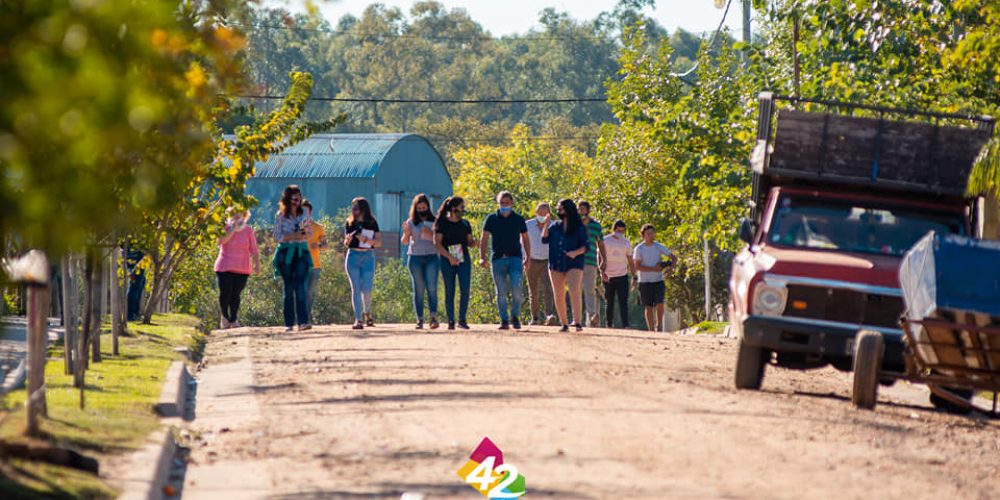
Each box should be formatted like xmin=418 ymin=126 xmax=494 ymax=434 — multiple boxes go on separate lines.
xmin=0 ymin=313 xmax=202 ymax=499
xmin=693 ymin=321 xmax=728 ymax=335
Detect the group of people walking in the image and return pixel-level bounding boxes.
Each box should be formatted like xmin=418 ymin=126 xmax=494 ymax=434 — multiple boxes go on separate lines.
xmin=213 ymin=185 xmax=678 ymax=333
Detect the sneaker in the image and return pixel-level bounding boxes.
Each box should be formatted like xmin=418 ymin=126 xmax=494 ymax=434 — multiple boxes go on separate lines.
xmin=352 ymin=321 xmax=364 ymax=330
xmin=429 ymin=316 xmax=440 ymax=329
xmin=499 ymin=322 xmax=510 ymax=330
xmin=298 ymin=324 xmax=312 ymax=331
xmin=416 ymin=319 xmax=424 ymax=330
xmin=606 ymin=323 xmax=614 ymax=329
xmin=364 ymin=313 xmax=375 ymax=327
xmin=545 ymin=315 xmax=559 ymax=326
xmin=231 ymin=321 xmax=242 ymax=329
xmin=284 ymin=326 xmax=295 ymax=333
xmin=572 ymin=322 xmax=584 ymax=332
xmin=220 ymin=316 xmax=230 ymax=330
xmin=448 ymin=321 xmax=456 ymax=331
xmin=511 ymin=319 xmax=521 ymax=330
xmin=457 ymin=322 xmax=470 ymax=330
xmin=559 ymin=324 xmax=570 ymax=332
xmin=588 ymin=315 xmax=600 ymax=328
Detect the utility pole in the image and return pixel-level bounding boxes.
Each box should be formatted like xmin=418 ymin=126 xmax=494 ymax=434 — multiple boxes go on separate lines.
xmin=742 ymin=0 xmax=752 ymax=45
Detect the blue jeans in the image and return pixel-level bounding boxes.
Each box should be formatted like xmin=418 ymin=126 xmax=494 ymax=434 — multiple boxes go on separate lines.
xmin=274 ymin=244 xmax=311 ymax=327
xmin=306 ymin=268 xmax=321 ymax=319
xmin=491 ymin=256 xmax=524 ymax=323
xmin=439 ymin=256 xmax=471 ymax=323
xmin=407 ymin=254 xmax=439 ymax=320
xmin=345 ymin=250 xmax=376 ymax=321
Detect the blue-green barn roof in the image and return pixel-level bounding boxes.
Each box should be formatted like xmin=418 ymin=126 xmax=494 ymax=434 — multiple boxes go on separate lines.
xmin=251 ymin=133 xmax=443 ymax=179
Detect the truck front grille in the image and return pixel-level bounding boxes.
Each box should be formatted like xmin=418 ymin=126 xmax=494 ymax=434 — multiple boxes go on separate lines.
xmin=784 ymin=285 xmax=903 ymax=329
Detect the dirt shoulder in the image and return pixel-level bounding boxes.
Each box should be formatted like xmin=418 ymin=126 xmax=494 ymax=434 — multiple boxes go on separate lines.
xmin=183 ymin=324 xmax=1000 ymax=499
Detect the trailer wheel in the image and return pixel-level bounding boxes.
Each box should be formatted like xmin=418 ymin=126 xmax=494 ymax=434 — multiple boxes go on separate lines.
xmin=852 ymin=330 xmax=884 ymax=410
xmin=735 ymin=339 xmax=767 ymax=390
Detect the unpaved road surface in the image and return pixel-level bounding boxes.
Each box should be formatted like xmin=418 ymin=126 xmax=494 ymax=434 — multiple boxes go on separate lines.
xmin=182 ymin=324 xmax=1000 ymax=499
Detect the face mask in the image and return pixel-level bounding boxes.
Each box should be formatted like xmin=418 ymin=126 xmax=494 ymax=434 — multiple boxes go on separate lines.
xmin=499 ymin=206 xmax=512 ymax=214
xmin=615 ymin=231 xmax=625 ymax=238
xmin=536 ymin=215 xmax=547 ymax=223
xmin=419 ymin=210 xmax=431 ymax=218
xmin=557 ymin=211 xmax=566 ymax=218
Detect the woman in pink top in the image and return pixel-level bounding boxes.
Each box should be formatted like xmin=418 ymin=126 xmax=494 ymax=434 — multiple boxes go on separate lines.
xmin=214 ymin=207 xmax=260 ymax=329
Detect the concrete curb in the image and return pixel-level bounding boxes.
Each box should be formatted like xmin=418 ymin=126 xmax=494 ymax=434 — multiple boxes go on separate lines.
xmin=0 ymin=359 xmax=26 ymax=394
xmin=115 ymin=428 xmax=177 ymax=500
xmin=113 ymin=361 xmax=191 ymax=499
xmin=154 ymin=361 xmax=190 ymax=418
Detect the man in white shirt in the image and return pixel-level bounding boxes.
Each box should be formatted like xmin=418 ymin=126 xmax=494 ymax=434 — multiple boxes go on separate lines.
xmin=601 ymin=220 xmax=635 ymax=328
xmin=524 ymin=202 xmax=557 ymax=326
xmin=633 ymin=224 xmax=677 ymax=332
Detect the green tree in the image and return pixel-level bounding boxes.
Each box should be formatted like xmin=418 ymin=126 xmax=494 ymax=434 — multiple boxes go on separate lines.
xmin=136 ymin=71 xmax=345 ymax=324
xmin=0 ymin=0 xmax=246 ymax=256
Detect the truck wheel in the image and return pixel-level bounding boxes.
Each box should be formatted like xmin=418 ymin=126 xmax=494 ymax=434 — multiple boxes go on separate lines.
xmin=852 ymin=330 xmax=884 ymax=410
xmin=735 ymin=339 xmax=767 ymax=390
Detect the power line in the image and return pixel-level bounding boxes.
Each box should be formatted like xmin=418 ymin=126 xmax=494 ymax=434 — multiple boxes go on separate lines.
xmin=670 ymin=0 xmax=734 ymax=86
xmin=231 ymin=94 xmax=608 ymax=104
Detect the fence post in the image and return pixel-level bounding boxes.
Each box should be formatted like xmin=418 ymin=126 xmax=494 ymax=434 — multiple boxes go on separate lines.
xmin=3 ymin=250 xmax=50 ymax=437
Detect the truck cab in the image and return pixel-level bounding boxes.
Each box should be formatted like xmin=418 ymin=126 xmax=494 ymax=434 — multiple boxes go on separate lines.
xmin=730 ymin=93 xmax=994 ymax=390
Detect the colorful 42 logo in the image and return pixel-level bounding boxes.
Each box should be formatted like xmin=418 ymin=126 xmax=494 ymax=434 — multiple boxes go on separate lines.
xmin=457 ymin=437 xmax=526 ymax=499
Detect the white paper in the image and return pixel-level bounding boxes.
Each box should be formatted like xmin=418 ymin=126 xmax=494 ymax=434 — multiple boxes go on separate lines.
xmin=359 ymin=229 xmax=375 ymax=249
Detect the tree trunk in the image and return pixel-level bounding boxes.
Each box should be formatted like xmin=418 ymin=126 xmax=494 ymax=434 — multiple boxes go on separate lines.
xmin=140 ymin=259 xmax=162 ymax=324
xmin=703 ymin=239 xmax=712 ymax=322
xmin=90 ymin=252 xmax=104 ymax=363
xmin=110 ymin=241 xmax=121 ymax=356
xmin=60 ymin=255 xmax=76 ymax=375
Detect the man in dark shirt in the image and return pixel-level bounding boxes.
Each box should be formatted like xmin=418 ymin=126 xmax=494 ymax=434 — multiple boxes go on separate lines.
xmin=479 ymin=191 xmax=530 ymax=330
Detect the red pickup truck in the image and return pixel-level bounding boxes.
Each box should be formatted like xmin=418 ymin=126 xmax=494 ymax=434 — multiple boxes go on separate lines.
xmin=730 ymin=93 xmax=994 ymax=391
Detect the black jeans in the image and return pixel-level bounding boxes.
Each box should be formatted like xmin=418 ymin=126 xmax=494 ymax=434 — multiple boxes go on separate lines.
xmin=217 ymin=272 xmax=250 ymax=323
xmin=604 ymin=275 xmax=630 ymax=328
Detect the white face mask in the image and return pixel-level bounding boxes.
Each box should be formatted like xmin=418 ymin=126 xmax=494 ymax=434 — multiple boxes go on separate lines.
xmin=536 ymin=215 xmax=547 ymax=223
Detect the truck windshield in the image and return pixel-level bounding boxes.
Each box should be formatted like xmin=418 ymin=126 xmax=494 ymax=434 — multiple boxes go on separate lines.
xmin=767 ymin=196 xmax=965 ymax=256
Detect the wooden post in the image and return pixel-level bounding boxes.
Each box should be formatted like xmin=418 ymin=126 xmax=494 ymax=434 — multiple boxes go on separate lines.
xmin=3 ymin=250 xmax=51 ymax=437
xmin=60 ymin=255 xmax=76 ymax=375
xmin=110 ymin=242 xmax=121 ymax=356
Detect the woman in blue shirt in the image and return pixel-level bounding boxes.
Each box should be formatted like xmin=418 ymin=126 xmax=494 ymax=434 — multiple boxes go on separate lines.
xmin=541 ymin=199 xmax=590 ymax=332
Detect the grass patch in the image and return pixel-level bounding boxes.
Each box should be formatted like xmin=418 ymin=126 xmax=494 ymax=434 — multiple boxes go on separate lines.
xmin=693 ymin=321 xmax=728 ymax=335
xmin=0 ymin=313 xmax=201 ymax=499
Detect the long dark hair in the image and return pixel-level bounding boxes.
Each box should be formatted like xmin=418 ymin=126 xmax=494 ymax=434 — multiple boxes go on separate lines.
xmin=347 ymin=197 xmax=375 ymax=226
xmin=557 ymin=198 xmax=583 ymax=235
xmin=434 ymin=196 xmax=464 ymax=230
xmin=408 ymin=193 xmax=435 ymax=225
xmin=278 ymin=185 xmax=304 ymax=218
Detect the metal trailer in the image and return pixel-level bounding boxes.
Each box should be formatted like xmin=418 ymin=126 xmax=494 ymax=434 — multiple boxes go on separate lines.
xmin=852 ymin=233 xmax=1000 ymax=415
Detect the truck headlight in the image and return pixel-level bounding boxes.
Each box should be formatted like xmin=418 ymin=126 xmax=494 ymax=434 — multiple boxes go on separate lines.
xmin=752 ymin=282 xmax=788 ymax=316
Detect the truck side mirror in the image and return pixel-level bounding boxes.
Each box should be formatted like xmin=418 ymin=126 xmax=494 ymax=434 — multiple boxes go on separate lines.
xmin=739 ymin=218 xmax=756 ymax=245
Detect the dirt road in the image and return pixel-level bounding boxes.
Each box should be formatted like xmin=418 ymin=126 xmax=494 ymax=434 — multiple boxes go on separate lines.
xmin=181 ymin=324 xmax=1000 ymax=499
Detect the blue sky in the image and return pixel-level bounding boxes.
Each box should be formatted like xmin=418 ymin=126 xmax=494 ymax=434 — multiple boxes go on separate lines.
xmin=272 ymin=0 xmax=748 ymax=37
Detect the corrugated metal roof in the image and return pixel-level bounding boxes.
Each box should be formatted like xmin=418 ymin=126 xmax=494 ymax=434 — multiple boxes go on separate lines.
xmin=248 ymin=133 xmax=432 ymax=179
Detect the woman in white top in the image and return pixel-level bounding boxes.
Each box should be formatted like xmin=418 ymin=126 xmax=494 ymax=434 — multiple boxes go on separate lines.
xmin=600 ymin=220 xmax=635 ymax=328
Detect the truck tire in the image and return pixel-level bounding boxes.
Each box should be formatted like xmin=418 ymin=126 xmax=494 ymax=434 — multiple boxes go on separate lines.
xmin=735 ymin=339 xmax=767 ymax=390
xmin=852 ymin=330 xmax=884 ymax=410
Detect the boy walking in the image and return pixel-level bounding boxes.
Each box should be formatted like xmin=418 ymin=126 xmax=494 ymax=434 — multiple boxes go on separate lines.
xmin=633 ymin=224 xmax=676 ymax=332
